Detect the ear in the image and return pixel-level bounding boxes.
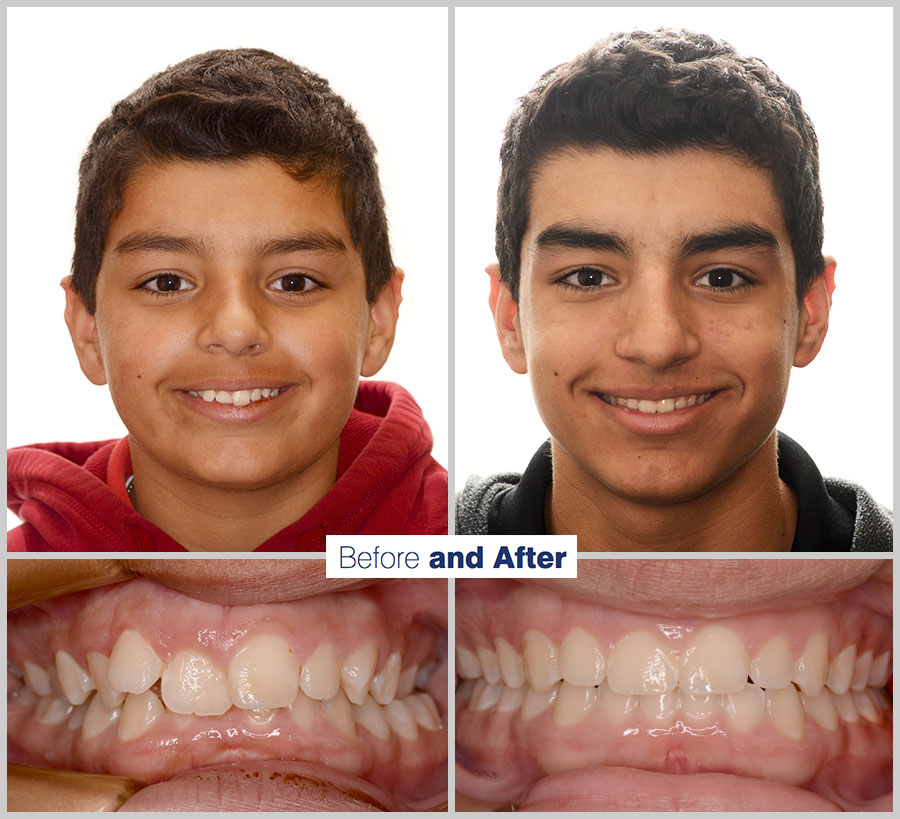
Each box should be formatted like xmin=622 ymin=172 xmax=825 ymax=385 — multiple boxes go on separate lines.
xmin=487 ymin=263 xmax=527 ymax=374
xmin=360 ymin=268 xmax=403 ymax=377
xmin=62 ymin=277 xmax=108 ymax=385
xmin=793 ymin=256 xmax=835 ymax=367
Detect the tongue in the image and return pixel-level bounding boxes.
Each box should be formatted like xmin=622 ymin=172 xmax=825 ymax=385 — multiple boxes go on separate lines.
xmin=118 ymin=760 xmax=409 ymax=812
xmin=517 ymin=767 xmax=844 ymax=812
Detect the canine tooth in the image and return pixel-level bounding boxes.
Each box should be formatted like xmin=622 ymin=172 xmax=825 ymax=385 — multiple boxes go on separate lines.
xmin=851 ymin=650 xmax=873 ymax=692
xmin=161 ymin=651 xmax=231 ymax=716
xmin=597 ymin=682 xmax=640 ymax=723
xmin=289 ymin=688 xmax=319 ymax=732
xmin=456 ymin=646 xmax=481 ymax=679
xmin=201 ymin=390 xmax=216 ymax=402
xmin=749 ymin=635 xmax=792 ymax=689
xmin=553 ymin=682 xmax=597 ymax=728
xmin=608 ymin=630 xmax=676 ymax=695
xmin=826 ymin=645 xmax=856 ymax=694
xmin=832 ymin=691 xmax=859 ymax=723
xmin=868 ymin=650 xmax=891 ymax=688
xmin=108 ymin=630 xmax=163 ymax=694
xmin=800 ymin=688 xmax=838 ymax=731
xmin=406 ymin=693 xmax=442 ymax=729
xmin=722 ymin=683 xmax=765 ymax=732
xmin=560 ymin=627 xmax=605 ymax=687
xmin=675 ymin=396 xmax=688 ymax=409
xmin=54 ymin=652 xmax=95 ymax=706
xmin=520 ymin=682 xmax=560 ymax=721
xmin=766 ymin=685 xmax=804 ymax=740
xmin=640 ymin=690 xmax=681 ymax=722
xmin=523 ymin=630 xmax=560 ymax=692
xmin=370 ymin=651 xmax=401 ymax=705
xmin=118 ymin=690 xmax=163 ymax=742
xmin=396 ymin=665 xmax=418 ymax=699
xmin=322 ymin=690 xmax=357 ymax=741
xmin=23 ymin=661 xmax=52 ymax=697
xmin=341 ymin=643 xmax=379 ymax=705
xmin=228 ymin=634 xmax=298 ymax=709
xmin=214 ymin=390 xmax=234 ymax=404
xmin=352 ymin=694 xmax=390 ymax=742
xmin=680 ymin=625 xmax=748 ymax=695
xmin=247 ymin=709 xmax=275 ymax=726
xmin=82 ymin=695 xmax=122 ymax=741
xmin=687 ymin=395 xmax=697 ymax=406
xmin=67 ymin=702 xmax=88 ymax=731
xmin=496 ymin=684 xmax=526 ymax=713
xmin=853 ymin=689 xmax=882 ymax=724
xmin=468 ymin=679 xmax=503 ymax=711
xmin=233 ymin=390 xmax=251 ymax=407
xmin=34 ymin=695 xmax=73 ymax=725
xmin=495 ymin=638 xmax=525 ymax=688
xmin=682 ymin=691 xmax=717 ymax=723
xmin=792 ymin=633 xmax=828 ymax=696
xmin=300 ymin=643 xmax=340 ymax=701
xmin=86 ymin=652 xmax=125 ymax=708
xmin=384 ymin=699 xmax=418 ymax=741
xmin=476 ymin=646 xmax=502 ymax=685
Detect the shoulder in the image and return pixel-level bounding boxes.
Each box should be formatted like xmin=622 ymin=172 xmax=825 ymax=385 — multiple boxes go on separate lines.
xmin=824 ymin=477 xmax=893 ymax=552
xmin=455 ymin=472 xmax=522 ymax=535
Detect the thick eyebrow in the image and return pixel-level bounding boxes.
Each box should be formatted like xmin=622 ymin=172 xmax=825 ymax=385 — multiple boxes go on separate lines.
xmin=111 ymin=230 xmax=348 ymax=258
xmin=679 ymin=225 xmax=781 ymax=258
xmin=112 ymin=232 xmax=206 ymax=256
xmin=534 ymin=225 xmax=631 ymax=255
xmin=256 ymin=232 xmax=347 ymax=256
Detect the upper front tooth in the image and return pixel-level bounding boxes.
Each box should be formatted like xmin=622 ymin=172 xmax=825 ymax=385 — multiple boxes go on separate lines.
xmin=495 ymin=638 xmax=525 ymax=688
xmin=228 ymin=634 xmax=299 ymax=709
xmin=560 ymin=627 xmax=605 ymax=686
xmin=475 ymin=646 xmax=501 ymax=684
xmin=215 ymin=391 xmax=235 ymax=404
xmin=341 ymin=643 xmax=378 ymax=705
xmin=300 ymin=643 xmax=340 ymax=701
xmin=607 ymin=630 xmax=676 ymax=695
xmin=868 ymin=650 xmax=891 ymax=688
xmin=791 ymin=633 xmax=828 ymax=696
xmin=108 ymin=631 xmax=163 ymax=694
xmin=86 ymin=652 xmax=125 ymax=708
xmin=369 ymin=651 xmax=401 ymax=705
xmin=851 ymin=650 xmax=873 ymax=692
xmin=826 ymin=645 xmax=856 ymax=694
xmin=23 ymin=661 xmax=52 ymax=697
xmin=201 ymin=390 xmax=216 ymax=402
xmin=523 ymin=630 xmax=560 ymax=692
xmin=161 ymin=651 xmax=231 ymax=716
xmin=55 ymin=651 xmax=95 ymax=705
xmin=637 ymin=399 xmax=658 ymax=413
xmin=750 ymin=634 xmax=793 ymax=689
xmin=679 ymin=625 xmax=749 ymax=695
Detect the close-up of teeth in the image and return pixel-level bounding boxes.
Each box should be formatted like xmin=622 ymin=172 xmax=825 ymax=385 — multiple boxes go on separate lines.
xmin=599 ymin=393 xmax=712 ymax=414
xmin=187 ymin=388 xmax=282 ymax=406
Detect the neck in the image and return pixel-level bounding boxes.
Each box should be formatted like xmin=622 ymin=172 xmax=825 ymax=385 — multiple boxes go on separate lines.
xmin=127 ymin=439 xmax=340 ymax=551
xmin=548 ymin=433 xmax=797 ymax=552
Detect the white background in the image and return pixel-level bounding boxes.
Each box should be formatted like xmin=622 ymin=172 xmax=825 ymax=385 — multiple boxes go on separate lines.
xmin=455 ymin=7 xmax=893 ymax=508
xmin=7 ymin=7 xmax=449 ymax=530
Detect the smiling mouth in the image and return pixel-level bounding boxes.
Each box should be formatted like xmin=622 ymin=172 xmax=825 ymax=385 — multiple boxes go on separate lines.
xmin=185 ymin=387 xmax=287 ymax=406
xmin=598 ymin=392 xmax=714 ymax=414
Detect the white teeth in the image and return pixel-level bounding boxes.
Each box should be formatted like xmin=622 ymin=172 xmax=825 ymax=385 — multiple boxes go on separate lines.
xmin=300 ymin=643 xmax=340 ymax=701
xmin=641 ymin=690 xmax=681 ymax=722
xmin=597 ymin=683 xmax=640 ymax=723
xmin=853 ymin=689 xmax=883 ymax=724
xmin=161 ymin=651 xmax=231 ymax=716
xmin=201 ymin=390 xmax=216 ymax=402
xmin=750 ymin=635 xmax=793 ymax=690
xmin=523 ymin=630 xmax=560 ymax=692
xmin=67 ymin=702 xmax=88 ymax=731
xmin=370 ymin=652 xmax=401 ymax=706
xmin=766 ymin=685 xmax=804 ymax=740
xmin=607 ymin=630 xmax=676 ymax=695
xmin=118 ymin=690 xmax=164 ymax=742
xmin=340 ymin=643 xmax=379 ymax=705
xmin=560 ymin=627 xmax=605 ymax=687
xmin=832 ymin=691 xmax=859 ymax=723
xmin=791 ymin=633 xmax=828 ymax=696
xmin=384 ymin=698 xmax=418 ymax=741
xmin=396 ymin=665 xmax=418 ymax=700
xmin=495 ymin=638 xmax=526 ymax=688
xmin=826 ymin=645 xmax=856 ymax=694
xmin=228 ymin=634 xmax=299 ymax=709
xmin=406 ymin=693 xmax=442 ymax=730
xmin=680 ymin=625 xmax=749 ymax=695
xmin=352 ymin=694 xmax=390 ymax=742
xmin=23 ymin=661 xmax=52 ymax=697
xmin=215 ymin=390 xmax=234 ymax=404
xmin=289 ymin=688 xmax=319 ymax=732
xmin=34 ymin=695 xmax=73 ymax=725
xmin=496 ymin=684 xmax=526 ymax=713
xmin=198 ymin=388 xmax=281 ymax=405
xmin=682 ymin=691 xmax=716 ymax=722
xmin=552 ymin=681 xmax=597 ymax=728
xmin=82 ymin=694 xmax=122 ymax=741
xmin=475 ymin=646 xmax=502 ymax=685
xmin=851 ymin=650 xmax=873 ymax=692
xmin=868 ymin=650 xmax=891 ymax=688
xmin=321 ymin=689 xmax=356 ymax=741
xmin=261 ymin=388 xmax=272 ymax=398
xmin=233 ymin=390 xmax=251 ymax=407
xmin=456 ymin=646 xmax=481 ymax=680
xmin=468 ymin=679 xmax=503 ymax=711
xmin=108 ymin=630 xmax=163 ymax=695
xmin=637 ymin=399 xmax=658 ymax=413
xmin=416 ymin=661 xmax=437 ymax=690
xmin=800 ymin=688 xmax=838 ymax=731
xmin=251 ymin=389 xmax=262 ymax=402
xmin=520 ymin=681 xmax=559 ymax=721
xmin=722 ymin=683 xmax=766 ymax=732
xmin=607 ymin=393 xmax=709 ymax=413
xmin=86 ymin=652 xmax=125 ymax=708
xmin=55 ymin=652 xmax=95 ymax=706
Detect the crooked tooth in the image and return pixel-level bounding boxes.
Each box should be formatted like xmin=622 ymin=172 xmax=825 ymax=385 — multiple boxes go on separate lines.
xmin=597 ymin=682 xmax=640 ymax=723
xmin=55 ymin=651 xmax=95 ymax=706
xmin=495 ymin=638 xmax=525 ymax=688
xmin=722 ymin=683 xmax=765 ymax=732
xmin=826 ymin=645 xmax=856 ymax=694
xmin=560 ymin=627 xmax=605 ymax=687
xmin=749 ymin=635 xmax=792 ymax=689
xmin=322 ymin=689 xmax=356 ymax=741
xmin=233 ymin=390 xmax=251 ymax=407
xmin=108 ymin=630 xmax=163 ymax=695
xmin=23 ymin=661 xmax=52 ymax=697
xmin=396 ymin=665 xmax=418 ymax=700
xmin=475 ymin=646 xmax=502 ymax=685
xmin=520 ymin=682 xmax=560 ymax=721
xmin=228 ymin=634 xmax=299 ymax=709
xmin=800 ymin=688 xmax=838 ymax=731
xmin=468 ymin=679 xmax=503 ymax=711
xmin=86 ymin=653 xmax=125 ymax=708
xmin=161 ymin=651 xmax=231 ymax=716
xmin=352 ymin=694 xmax=390 ymax=742
xmin=370 ymin=652 xmax=401 ymax=705
xmin=850 ymin=650 xmax=873 ymax=692
xmin=791 ymin=632 xmax=828 ymax=696
xmin=640 ymin=690 xmax=681 ymax=722
xmin=341 ymin=643 xmax=379 ymax=705
xmin=552 ymin=681 xmax=597 ymax=728
xmin=300 ymin=643 xmax=340 ymax=701
xmin=607 ymin=630 xmax=676 ymax=695
xmin=384 ymin=698 xmax=418 ymax=741
xmin=250 ymin=388 xmax=262 ymax=402
xmin=214 ymin=390 xmax=234 ymax=404
xmin=523 ymin=630 xmax=560 ymax=692
xmin=832 ymin=691 xmax=859 ymax=723
xmin=868 ymin=650 xmax=891 ymax=688
xmin=289 ymin=688 xmax=319 ymax=732
xmin=766 ymin=685 xmax=804 ymax=740
xmin=680 ymin=625 xmax=749 ymax=695
xmin=456 ymin=646 xmax=481 ymax=680
xmin=118 ymin=690 xmax=163 ymax=742
xmin=261 ymin=388 xmax=272 ymax=398
xmin=82 ymin=693 xmax=122 ymax=741
xmin=406 ymin=693 xmax=442 ymax=729
xmin=853 ymin=689 xmax=882 ymax=724
xmin=496 ymin=684 xmax=526 ymax=713
xmin=34 ymin=695 xmax=73 ymax=725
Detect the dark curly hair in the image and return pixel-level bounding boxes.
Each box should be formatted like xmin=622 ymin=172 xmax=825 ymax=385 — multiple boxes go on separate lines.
xmin=73 ymin=48 xmax=393 ymax=312
xmin=496 ymin=29 xmax=824 ymax=303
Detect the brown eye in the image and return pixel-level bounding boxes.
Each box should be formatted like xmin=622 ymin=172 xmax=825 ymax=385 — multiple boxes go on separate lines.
xmin=559 ymin=267 xmax=614 ymax=289
xmin=271 ymin=273 xmax=320 ymax=293
xmin=696 ymin=268 xmax=751 ymax=290
xmin=141 ymin=273 xmax=192 ymax=293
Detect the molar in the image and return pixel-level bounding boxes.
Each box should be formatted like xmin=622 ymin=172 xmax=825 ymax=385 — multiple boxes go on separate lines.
xmin=55 ymin=651 xmax=95 ymax=706
xmin=352 ymin=694 xmax=390 ymax=741
xmin=680 ymin=625 xmax=749 ymax=695
xmin=86 ymin=652 xmax=125 ymax=708
xmin=791 ymin=632 xmax=828 ymax=696
xmin=108 ymin=630 xmax=164 ymax=695
xmin=552 ymin=681 xmax=597 ymax=728
xmin=520 ymin=682 xmax=559 ymax=721
xmin=321 ymin=689 xmax=357 ymax=741
xmin=850 ymin=650 xmax=873 ymax=692
xmin=23 ymin=661 xmax=52 ymax=697
xmin=607 ymin=630 xmax=676 ymax=695
xmin=825 ymin=645 xmax=856 ymax=694
xmin=766 ymin=686 xmax=804 ymax=740
xmin=523 ymin=630 xmax=560 ymax=692
xmin=475 ymin=646 xmax=502 ymax=685
xmin=161 ymin=651 xmax=231 ymax=716
xmin=495 ymin=638 xmax=525 ymax=688
xmin=118 ymin=690 xmax=164 ymax=742
xmin=300 ymin=643 xmax=340 ymax=701
xmin=369 ymin=651 xmax=401 ymax=705
xmin=722 ymin=683 xmax=765 ymax=732
xmin=82 ymin=694 xmax=121 ymax=741
xmin=228 ymin=634 xmax=299 ymax=709
xmin=560 ymin=627 xmax=605 ymax=687
xmin=456 ymin=646 xmax=482 ymax=679
xmin=340 ymin=642 xmax=378 ymax=705
xmin=749 ymin=635 xmax=792 ymax=689
xmin=384 ymin=698 xmax=418 ymax=741
xmin=800 ymin=688 xmax=838 ymax=731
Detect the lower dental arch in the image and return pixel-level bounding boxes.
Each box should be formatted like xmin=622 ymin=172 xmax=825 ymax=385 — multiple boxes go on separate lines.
xmin=11 ymin=629 xmax=442 ymax=745
xmin=457 ymin=625 xmax=891 ymax=738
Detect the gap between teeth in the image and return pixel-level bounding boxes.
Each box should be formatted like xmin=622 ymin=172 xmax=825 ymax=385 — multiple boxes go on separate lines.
xmin=601 ymin=393 xmax=712 ymax=413
xmin=188 ymin=388 xmax=281 ymax=406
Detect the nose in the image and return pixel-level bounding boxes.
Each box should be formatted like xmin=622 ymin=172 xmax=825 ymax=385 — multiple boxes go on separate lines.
xmin=196 ymin=279 xmax=271 ymax=355
xmin=612 ymin=274 xmax=700 ymax=370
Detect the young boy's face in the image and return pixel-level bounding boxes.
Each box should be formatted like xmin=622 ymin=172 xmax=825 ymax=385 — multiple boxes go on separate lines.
xmin=67 ymin=158 xmax=397 ymax=493
xmin=493 ymin=147 xmax=829 ymax=504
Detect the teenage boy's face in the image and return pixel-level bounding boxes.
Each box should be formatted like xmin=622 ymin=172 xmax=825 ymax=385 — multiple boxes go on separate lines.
xmin=67 ymin=158 xmax=397 ymax=494
xmin=493 ymin=147 xmax=829 ymax=505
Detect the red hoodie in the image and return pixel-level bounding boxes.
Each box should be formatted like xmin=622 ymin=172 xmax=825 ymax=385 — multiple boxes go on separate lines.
xmin=7 ymin=381 xmax=447 ymax=551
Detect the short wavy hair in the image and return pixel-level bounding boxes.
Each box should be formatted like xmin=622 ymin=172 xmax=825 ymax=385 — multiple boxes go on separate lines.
xmin=73 ymin=48 xmax=393 ymax=312
xmin=496 ymin=29 xmax=824 ymax=303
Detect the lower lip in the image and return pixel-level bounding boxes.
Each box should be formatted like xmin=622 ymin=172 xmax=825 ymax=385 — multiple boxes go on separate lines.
xmin=175 ymin=388 xmax=291 ymax=424
xmin=592 ymin=392 xmax=719 ymax=436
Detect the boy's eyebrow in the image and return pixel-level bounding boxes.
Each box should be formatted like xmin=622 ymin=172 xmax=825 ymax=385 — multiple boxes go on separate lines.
xmin=534 ymin=225 xmax=631 ymax=255
xmin=679 ymin=224 xmax=781 ymax=258
xmin=113 ymin=232 xmax=206 ymax=256
xmin=111 ymin=230 xmax=348 ymax=257
xmin=257 ymin=231 xmax=348 ymax=256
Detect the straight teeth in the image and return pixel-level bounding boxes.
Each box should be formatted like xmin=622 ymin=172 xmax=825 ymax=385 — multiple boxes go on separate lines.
xmin=187 ymin=387 xmax=282 ymax=406
xmin=600 ymin=392 xmax=712 ymax=414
